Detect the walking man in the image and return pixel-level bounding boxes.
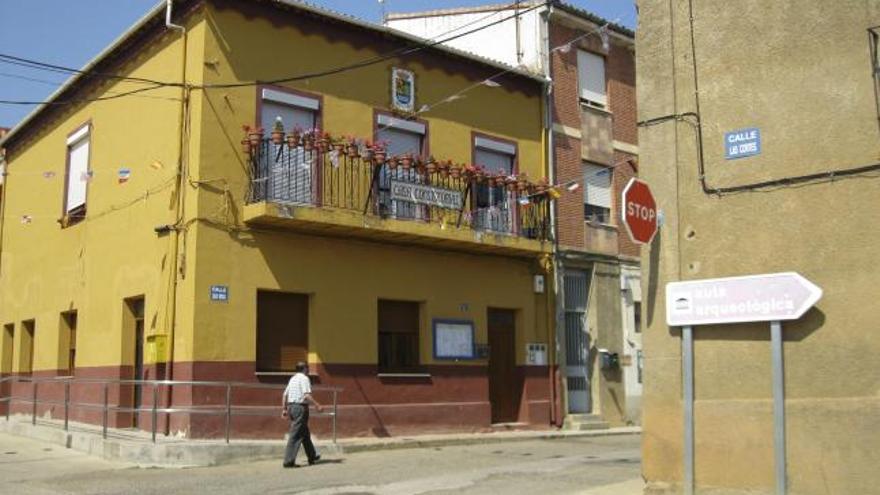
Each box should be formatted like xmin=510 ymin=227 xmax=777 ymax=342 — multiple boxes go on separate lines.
xmin=282 ymin=361 xmax=322 ymax=468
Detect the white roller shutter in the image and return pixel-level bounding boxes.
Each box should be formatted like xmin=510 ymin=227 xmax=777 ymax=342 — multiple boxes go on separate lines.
xmin=66 ymin=131 xmax=90 ymax=213
xmin=577 ymin=50 xmax=607 ymax=106
xmin=260 ymin=101 xmax=316 ymax=132
xmin=583 ymin=163 xmax=611 ymax=208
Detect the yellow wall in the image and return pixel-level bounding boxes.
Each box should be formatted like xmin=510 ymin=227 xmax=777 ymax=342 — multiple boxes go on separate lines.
xmin=0 ymin=11 xmax=207 ymax=371
xmin=0 ymin=1 xmax=550 ymax=373
xmin=638 ymin=1 xmax=880 ymax=493
xmin=188 ymin=1 xmax=549 ymax=366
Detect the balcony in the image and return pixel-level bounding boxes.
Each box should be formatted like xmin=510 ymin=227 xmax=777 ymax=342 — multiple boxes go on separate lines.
xmin=243 ymin=139 xmax=552 ymax=257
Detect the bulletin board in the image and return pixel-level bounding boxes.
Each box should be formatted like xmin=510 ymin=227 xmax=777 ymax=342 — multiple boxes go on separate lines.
xmin=433 ymin=319 xmax=475 ymax=360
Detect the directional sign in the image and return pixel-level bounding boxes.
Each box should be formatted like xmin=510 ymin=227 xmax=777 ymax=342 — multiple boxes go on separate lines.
xmin=621 ymin=178 xmax=658 ymax=245
xmin=666 ymin=272 xmax=822 ymax=326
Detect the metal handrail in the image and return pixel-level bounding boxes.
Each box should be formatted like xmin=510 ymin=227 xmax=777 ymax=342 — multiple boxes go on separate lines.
xmin=0 ymin=375 xmax=342 ymax=444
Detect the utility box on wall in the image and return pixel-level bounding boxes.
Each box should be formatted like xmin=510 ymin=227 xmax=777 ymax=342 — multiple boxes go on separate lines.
xmin=146 ymin=334 xmax=168 ymax=363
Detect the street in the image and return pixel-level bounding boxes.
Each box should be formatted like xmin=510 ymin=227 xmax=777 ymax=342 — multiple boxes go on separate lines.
xmin=0 ymin=432 xmax=641 ymax=495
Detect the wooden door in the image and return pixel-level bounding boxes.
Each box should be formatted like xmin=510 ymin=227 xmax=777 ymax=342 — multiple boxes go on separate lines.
xmin=488 ymin=308 xmax=517 ymax=423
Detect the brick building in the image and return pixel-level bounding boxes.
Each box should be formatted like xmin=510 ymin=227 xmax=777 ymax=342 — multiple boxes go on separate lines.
xmin=388 ymin=1 xmax=642 ymax=426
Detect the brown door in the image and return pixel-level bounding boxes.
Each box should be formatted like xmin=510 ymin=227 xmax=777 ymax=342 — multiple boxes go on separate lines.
xmin=126 ymin=297 xmax=145 ymax=428
xmin=488 ymin=308 xmax=518 ymax=423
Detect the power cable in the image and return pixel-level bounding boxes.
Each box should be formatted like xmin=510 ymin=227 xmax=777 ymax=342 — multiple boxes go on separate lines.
xmin=0 ymin=53 xmax=181 ymax=87
xmin=0 ymin=2 xmax=548 ymax=106
xmin=197 ymin=1 xmax=548 ymax=89
xmin=0 ymin=72 xmax=182 ymax=102
xmin=0 ymin=83 xmax=172 ymax=105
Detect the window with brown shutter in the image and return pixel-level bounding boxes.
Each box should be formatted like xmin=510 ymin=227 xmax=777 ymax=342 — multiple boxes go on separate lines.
xmin=378 ymin=300 xmax=421 ymax=373
xmin=256 ymin=291 xmax=309 ymax=372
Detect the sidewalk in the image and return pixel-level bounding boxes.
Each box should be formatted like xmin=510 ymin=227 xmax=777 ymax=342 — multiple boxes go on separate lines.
xmin=0 ymin=414 xmax=640 ymax=468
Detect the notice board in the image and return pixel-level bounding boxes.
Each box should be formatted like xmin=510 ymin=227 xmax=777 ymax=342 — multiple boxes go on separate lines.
xmin=433 ymin=319 xmax=475 ymax=359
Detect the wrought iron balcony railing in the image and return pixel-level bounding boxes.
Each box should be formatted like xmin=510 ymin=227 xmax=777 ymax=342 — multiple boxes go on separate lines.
xmin=247 ymin=139 xmax=552 ymax=242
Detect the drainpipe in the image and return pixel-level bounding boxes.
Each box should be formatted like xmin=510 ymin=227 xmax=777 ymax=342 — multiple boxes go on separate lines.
xmin=166 ymin=0 xmax=185 ymax=31
xmin=541 ymin=4 xmax=563 ymax=427
xmin=164 ymin=0 xmax=188 ymax=435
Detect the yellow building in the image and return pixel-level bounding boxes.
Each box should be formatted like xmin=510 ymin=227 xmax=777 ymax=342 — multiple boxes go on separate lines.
xmin=0 ymin=0 xmax=558 ymax=437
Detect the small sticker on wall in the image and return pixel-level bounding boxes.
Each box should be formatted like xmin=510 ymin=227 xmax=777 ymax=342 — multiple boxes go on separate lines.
xmin=42 ymin=171 xmax=56 ymax=179
xmin=118 ymin=168 xmax=131 ymax=183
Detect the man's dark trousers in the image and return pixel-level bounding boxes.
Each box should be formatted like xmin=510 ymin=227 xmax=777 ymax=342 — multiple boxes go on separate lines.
xmin=284 ymin=403 xmax=317 ymax=466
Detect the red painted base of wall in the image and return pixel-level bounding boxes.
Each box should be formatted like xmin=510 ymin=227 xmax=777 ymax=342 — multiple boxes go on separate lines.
xmin=1 ymin=362 xmax=555 ymax=440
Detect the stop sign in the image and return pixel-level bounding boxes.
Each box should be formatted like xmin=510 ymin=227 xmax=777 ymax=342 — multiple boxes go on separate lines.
xmin=621 ymin=178 xmax=658 ymax=244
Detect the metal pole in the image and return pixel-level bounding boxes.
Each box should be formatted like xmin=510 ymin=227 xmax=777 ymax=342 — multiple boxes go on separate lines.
xmin=225 ymin=384 xmax=231 ymax=444
xmin=682 ymin=326 xmax=694 ymax=495
xmin=332 ymin=390 xmax=338 ymax=444
xmin=102 ymin=383 xmax=108 ymax=440
xmin=771 ymin=321 xmax=786 ymax=495
xmin=31 ymin=381 xmax=37 ymax=425
xmin=152 ymin=385 xmax=158 ymax=444
xmin=64 ymin=381 xmax=70 ymax=431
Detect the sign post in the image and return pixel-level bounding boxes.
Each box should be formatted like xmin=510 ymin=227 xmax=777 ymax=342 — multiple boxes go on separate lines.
xmin=666 ymin=272 xmax=822 ymax=495
xmin=621 ymin=178 xmax=658 ymax=245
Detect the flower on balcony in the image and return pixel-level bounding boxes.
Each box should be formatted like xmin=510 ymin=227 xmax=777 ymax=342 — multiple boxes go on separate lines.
xmin=425 ymin=156 xmax=438 ymax=175
xmin=243 ymin=125 xmax=264 ymax=146
xmin=347 ymin=136 xmax=360 ymax=158
xmin=401 ymin=153 xmax=413 ymax=170
xmin=463 ymin=164 xmax=482 ymax=180
xmin=516 ymin=172 xmax=529 ymax=191
xmin=271 ymin=117 xmax=285 ymax=144
xmin=286 ymin=125 xmax=302 ymax=149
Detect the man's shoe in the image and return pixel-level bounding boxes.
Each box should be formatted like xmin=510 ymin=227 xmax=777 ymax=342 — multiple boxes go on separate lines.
xmin=308 ymin=455 xmax=321 ymax=465
xmin=283 ymin=462 xmax=298 ymax=468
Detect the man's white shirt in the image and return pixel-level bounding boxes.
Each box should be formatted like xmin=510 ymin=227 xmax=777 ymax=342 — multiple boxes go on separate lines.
xmin=284 ymin=372 xmax=312 ymax=404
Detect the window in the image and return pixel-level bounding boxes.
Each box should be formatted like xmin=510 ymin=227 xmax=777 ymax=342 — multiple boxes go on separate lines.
xmin=64 ymin=124 xmax=91 ymax=224
xmin=577 ymin=50 xmax=607 ymax=108
xmin=256 ymin=291 xmax=309 ymax=372
xmin=1 ymin=324 xmax=13 ymax=374
xmin=378 ymin=300 xmax=421 ymax=373
xmin=259 ymin=88 xmax=320 ymax=205
xmin=20 ymin=320 xmax=35 ymax=375
xmin=583 ymin=162 xmax=612 ymax=223
xmin=376 ymin=114 xmax=427 ymax=220
xmin=473 ymin=135 xmax=516 ymax=233
xmin=60 ymin=311 xmax=77 ymax=375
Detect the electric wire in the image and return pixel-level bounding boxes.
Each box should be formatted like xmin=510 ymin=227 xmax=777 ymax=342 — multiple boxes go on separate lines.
xmin=181 ymin=1 xmax=549 ymax=89
xmin=0 ymin=72 xmax=182 ymax=102
xmin=0 ymin=2 xmax=548 ymax=106
xmin=0 ymin=52 xmax=181 ymax=87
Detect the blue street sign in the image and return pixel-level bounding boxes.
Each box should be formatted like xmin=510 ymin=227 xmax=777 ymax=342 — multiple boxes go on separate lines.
xmin=724 ymin=128 xmax=761 ymax=160
xmin=210 ymin=285 xmax=229 ymax=302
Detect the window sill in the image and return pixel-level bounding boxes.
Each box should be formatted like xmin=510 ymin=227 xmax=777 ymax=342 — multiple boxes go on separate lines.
xmin=580 ymin=101 xmax=613 ymax=116
xmin=585 ymin=220 xmax=618 ymax=230
xmin=377 ymin=373 xmax=432 ymax=378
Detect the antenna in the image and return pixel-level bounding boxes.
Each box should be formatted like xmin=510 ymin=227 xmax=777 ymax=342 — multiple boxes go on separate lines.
xmin=378 ymin=0 xmax=387 ymax=25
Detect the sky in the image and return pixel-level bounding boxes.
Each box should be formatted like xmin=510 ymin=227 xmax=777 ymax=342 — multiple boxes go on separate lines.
xmin=0 ymin=0 xmax=636 ymax=129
